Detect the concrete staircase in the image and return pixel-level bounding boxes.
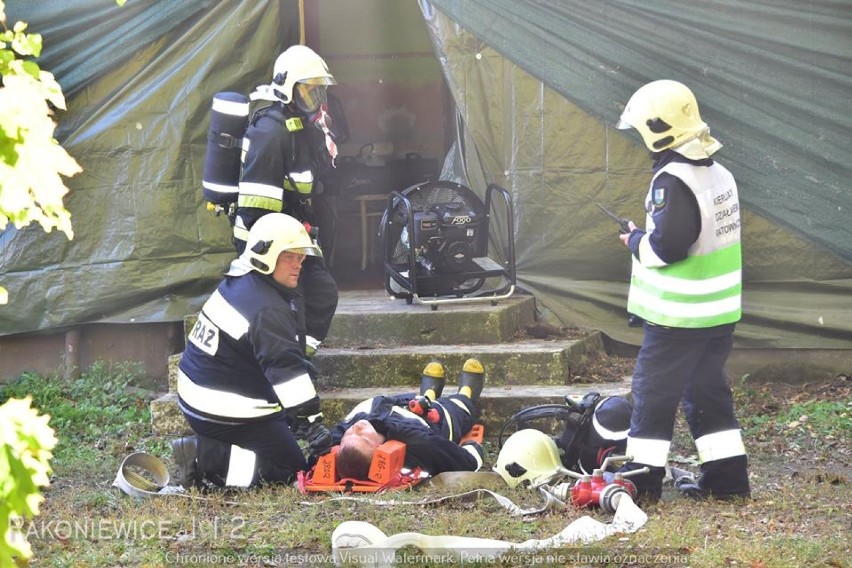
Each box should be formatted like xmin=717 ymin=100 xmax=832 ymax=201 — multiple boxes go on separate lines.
xmin=150 ymin=290 xmax=630 ymax=437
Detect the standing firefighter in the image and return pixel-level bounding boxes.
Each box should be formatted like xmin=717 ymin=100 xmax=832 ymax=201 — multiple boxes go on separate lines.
xmin=236 ymin=45 xmax=340 ymax=356
xmin=173 ymin=213 xmax=332 ymax=489
xmin=613 ymin=80 xmax=750 ymax=502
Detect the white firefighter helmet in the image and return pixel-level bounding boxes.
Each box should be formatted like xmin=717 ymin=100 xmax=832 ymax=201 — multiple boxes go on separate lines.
xmin=616 ymin=80 xmax=711 ymax=153
xmin=271 ymin=45 xmax=336 ymax=112
xmin=239 ymin=213 xmax=321 ymax=275
xmin=493 ymin=429 xmax=566 ymax=488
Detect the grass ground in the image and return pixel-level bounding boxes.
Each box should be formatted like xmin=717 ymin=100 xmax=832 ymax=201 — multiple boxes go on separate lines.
xmin=1 ymin=361 xmax=849 ymax=567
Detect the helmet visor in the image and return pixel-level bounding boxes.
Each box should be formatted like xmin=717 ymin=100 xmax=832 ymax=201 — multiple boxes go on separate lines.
xmin=294 ymin=83 xmax=329 ymax=114
xmin=283 ymin=245 xmax=322 ymax=258
xmin=299 ymin=75 xmax=337 ymax=86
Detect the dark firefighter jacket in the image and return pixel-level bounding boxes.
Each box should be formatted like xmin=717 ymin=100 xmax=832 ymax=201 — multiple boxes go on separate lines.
xmin=330 ymin=394 xmax=479 ymax=475
xmin=177 ymin=266 xmax=320 ymax=426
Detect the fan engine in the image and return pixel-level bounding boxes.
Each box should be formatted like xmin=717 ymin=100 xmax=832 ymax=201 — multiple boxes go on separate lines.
xmin=380 ymin=181 xmax=516 ymax=305
xmin=404 ymin=201 xmax=482 ymax=274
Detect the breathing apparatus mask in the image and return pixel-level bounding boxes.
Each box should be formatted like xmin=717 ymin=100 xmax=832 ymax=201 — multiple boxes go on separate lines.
xmin=294 ymin=82 xmax=329 ymax=115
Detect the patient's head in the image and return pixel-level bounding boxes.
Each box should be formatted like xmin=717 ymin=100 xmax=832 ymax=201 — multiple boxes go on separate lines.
xmin=336 ymin=419 xmax=386 ymax=480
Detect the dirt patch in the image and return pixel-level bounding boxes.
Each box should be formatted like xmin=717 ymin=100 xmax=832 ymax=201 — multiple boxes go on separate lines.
xmin=733 ymin=374 xmax=851 ymax=471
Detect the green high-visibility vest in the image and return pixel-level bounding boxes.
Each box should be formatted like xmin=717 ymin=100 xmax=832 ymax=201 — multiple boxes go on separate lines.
xmin=627 ymin=161 xmax=742 ymax=328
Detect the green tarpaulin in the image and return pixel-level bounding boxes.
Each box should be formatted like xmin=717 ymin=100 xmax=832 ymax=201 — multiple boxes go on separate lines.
xmin=1 ymin=0 xmax=297 ymax=334
xmin=421 ymin=0 xmax=852 ymax=348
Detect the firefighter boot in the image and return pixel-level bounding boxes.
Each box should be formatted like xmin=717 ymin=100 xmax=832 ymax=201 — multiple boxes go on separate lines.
xmin=617 ymin=463 xmax=664 ymax=504
xmin=171 ymin=435 xmax=200 ymax=489
xmin=457 ymin=358 xmax=485 ymax=405
xmin=419 ymin=361 xmax=446 ymax=401
xmin=676 ymin=456 xmax=751 ymax=501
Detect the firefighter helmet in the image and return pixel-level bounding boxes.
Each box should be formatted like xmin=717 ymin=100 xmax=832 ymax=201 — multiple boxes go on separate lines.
xmin=616 ymin=80 xmax=712 ymax=153
xmin=271 ymin=45 xmax=336 ymax=112
xmin=241 ymin=213 xmax=321 ymax=274
xmin=493 ymin=429 xmax=566 ymax=488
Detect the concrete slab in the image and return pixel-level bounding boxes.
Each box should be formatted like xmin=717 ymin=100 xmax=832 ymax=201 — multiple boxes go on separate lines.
xmin=314 ymin=334 xmax=607 ymax=389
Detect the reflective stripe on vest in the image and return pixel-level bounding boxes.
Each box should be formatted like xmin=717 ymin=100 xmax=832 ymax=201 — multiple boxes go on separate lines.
xmin=627 ymin=161 xmax=742 ymax=328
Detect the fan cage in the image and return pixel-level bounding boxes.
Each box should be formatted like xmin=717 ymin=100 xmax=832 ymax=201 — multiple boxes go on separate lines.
xmin=379 ymin=181 xmax=515 ymax=301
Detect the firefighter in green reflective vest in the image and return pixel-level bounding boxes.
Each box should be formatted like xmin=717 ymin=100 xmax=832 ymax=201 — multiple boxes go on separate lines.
xmin=612 ymin=80 xmax=750 ymax=502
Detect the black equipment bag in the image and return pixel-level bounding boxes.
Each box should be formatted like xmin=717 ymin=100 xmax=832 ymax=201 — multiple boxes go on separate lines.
xmin=498 ymin=392 xmax=632 ymax=473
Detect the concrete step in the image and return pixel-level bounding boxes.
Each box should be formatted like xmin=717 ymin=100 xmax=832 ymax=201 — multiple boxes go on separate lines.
xmin=166 ymin=334 xmax=608 ymax=393
xmin=313 ymin=334 xmax=608 ymax=389
xmin=150 ymin=379 xmax=631 ymax=438
xmin=182 ymin=290 xmax=537 ymax=349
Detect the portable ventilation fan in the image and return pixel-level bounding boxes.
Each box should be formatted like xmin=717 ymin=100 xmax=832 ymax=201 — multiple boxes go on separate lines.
xmin=379 ymin=181 xmax=516 ymax=308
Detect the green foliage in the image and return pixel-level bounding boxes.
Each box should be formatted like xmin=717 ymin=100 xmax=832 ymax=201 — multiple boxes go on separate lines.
xmin=0 ymin=396 xmax=57 ymax=565
xmin=0 ymin=0 xmax=82 ymax=305
xmin=777 ymin=399 xmax=851 ymax=439
xmin=736 ymin=375 xmax=851 ymax=441
xmin=0 ymin=362 xmax=152 ymax=466
xmin=0 ymin=362 xmax=153 ymax=565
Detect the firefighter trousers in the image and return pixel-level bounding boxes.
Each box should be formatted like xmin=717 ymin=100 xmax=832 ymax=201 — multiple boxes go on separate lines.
xmin=298 ymin=255 xmax=338 ymax=350
xmin=625 ymin=323 xmax=750 ymax=496
xmin=186 ymin=413 xmax=306 ymax=488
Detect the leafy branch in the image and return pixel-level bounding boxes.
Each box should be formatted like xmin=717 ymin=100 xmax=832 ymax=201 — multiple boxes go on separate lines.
xmin=0 ymin=397 xmax=58 ymax=565
xmin=0 ymin=0 xmax=82 ymax=305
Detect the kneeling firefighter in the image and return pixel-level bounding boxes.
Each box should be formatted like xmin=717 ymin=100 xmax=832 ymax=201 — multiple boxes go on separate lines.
xmin=173 ymin=213 xmax=332 ymax=489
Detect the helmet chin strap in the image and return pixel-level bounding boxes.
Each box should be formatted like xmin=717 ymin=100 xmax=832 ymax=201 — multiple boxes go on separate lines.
xmin=310 ymin=103 xmax=338 ymax=167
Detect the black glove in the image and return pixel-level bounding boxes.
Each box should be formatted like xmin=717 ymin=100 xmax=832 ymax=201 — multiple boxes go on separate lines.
xmin=304 ymin=421 xmax=333 ymax=457
xmin=286 ymin=397 xmax=322 ymax=437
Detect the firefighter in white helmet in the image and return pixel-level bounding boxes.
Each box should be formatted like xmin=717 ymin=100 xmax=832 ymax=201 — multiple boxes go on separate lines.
xmin=234 ymin=44 xmax=342 ymax=358
xmin=613 ymin=80 xmax=750 ymax=502
xmin=172 ymin=213 xmax=332 ymax=489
